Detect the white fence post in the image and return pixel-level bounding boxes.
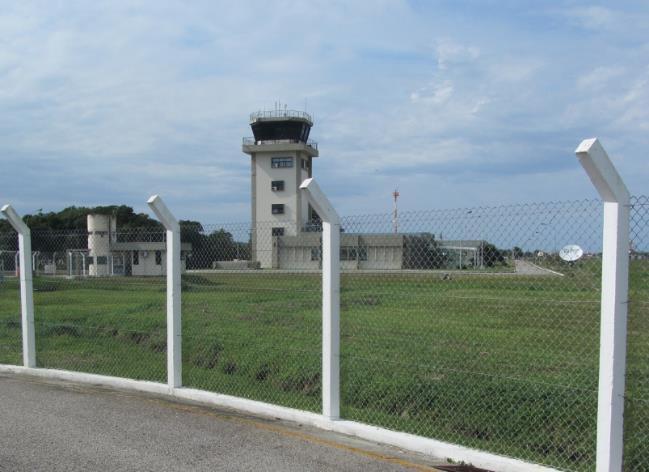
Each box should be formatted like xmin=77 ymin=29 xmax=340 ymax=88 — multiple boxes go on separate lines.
xmin=147 ymin=195 xmax=182 ymax=389
xmin=300 ymin=178 xmax=341 ymax=420
xmin=575 ymin=138 xmax=630 ymax=472
xmin=1 ymin=204 xmax=36 ymax=367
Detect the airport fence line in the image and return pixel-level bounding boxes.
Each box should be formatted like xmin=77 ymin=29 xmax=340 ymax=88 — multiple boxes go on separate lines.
xmin=0 ymin=196 xmax=647 ymax=472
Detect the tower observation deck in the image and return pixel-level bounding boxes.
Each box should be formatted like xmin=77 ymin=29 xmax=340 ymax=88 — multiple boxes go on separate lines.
xmin=243 ymin=109 xmax=318 ymax=152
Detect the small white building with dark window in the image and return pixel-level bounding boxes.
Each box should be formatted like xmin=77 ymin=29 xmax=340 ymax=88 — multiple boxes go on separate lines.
xmin=86 ymin=214 xmax=191 ymax=277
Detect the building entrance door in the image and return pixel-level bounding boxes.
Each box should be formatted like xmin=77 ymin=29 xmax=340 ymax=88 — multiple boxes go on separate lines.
xmin=124 ymin=252 xmax=132 ymax=276
xmin=112 ymin=253 xmax=126 ymax=276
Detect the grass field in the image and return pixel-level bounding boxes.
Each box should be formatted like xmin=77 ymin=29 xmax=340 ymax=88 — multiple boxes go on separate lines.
xmin=0 ymin=261 xmax=647 ymax=471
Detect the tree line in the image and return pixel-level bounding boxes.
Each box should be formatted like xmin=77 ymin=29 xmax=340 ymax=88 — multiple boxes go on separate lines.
xmin=0 ymin=206 xmax=245 ymax=266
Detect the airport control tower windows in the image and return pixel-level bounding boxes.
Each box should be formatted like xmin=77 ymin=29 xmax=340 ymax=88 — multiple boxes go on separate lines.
xmin=271 ymin=157 xmax=293 ymax=168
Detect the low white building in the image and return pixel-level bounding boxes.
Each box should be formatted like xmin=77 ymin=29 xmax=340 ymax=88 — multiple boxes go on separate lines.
xmin=271 ymin=233 xmax=485 ymax=271
xmin=86 ymin=214 xmax=191 ymax=277
xmin=274 ymin=233 xmax=404 ymax=270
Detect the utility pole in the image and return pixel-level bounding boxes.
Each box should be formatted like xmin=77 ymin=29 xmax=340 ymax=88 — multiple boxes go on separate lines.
xmin=392 ymin=189 xmax=400 ymax=234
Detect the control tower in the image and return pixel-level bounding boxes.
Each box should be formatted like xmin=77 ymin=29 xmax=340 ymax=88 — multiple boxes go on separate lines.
xmin=242 ymin=107 xmax=319 ymax=268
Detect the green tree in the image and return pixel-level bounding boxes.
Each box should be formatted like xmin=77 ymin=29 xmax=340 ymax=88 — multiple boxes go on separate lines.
xmin=403 ymin=233 xmax=447 ymax=269
xmin=180 ymin=221 xmax=240 ymax=269
xmin=483 ymin=243 xmax=506 ymax=267
xmin=0 ymin=206 xmax=163 ymax=252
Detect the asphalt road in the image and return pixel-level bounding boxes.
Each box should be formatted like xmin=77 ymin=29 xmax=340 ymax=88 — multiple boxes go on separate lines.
xmin=514 ymin=260 xmax=563 ymax=276
xmin=0 ymin=373 xmax=443 ymax=472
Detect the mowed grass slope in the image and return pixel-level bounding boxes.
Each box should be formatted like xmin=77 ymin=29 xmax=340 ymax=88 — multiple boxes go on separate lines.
xmin=0 ymin=261 xmax=647 ymax=471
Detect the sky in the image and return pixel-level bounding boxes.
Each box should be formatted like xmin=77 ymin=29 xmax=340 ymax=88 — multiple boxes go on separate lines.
xmin=1 ymin=1 xmax=648 ymax=224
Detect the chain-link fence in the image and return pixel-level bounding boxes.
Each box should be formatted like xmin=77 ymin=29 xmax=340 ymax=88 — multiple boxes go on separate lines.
xmin=0 ymin=228 xmax=21 ymax=365
xmin=625 ymin=195 xmax=649 ymax=471
xmin=1 ymin=196 xmax=648 ymax=471
xmin=338 ymin=201 xmax=604 ymax=472
xmin=30 ymin=227 xmax=167 ymax=381
xmin=181 ymin=220 xmax=322 ymax=412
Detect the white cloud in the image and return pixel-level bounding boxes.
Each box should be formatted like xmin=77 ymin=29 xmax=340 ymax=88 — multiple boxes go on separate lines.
xmin=554 ymin=4 xmax=649 ymax=36
xmin=1 ymin=1 xmax=648 ymax=221
xmin=434 ymin=39 xmax=480 ymax=70
xmin=410 ymin=80 xmax=454 ymax=105
xmin=616 ymin=72 xmax=649 ymax=131
xmin=577 ymin=66 xmax=626 ymax=90
xmin=563 ymin=6 xmax=616 ymax=29
xmin=563 ymin=64 xmax=649 ymax=135
xmin=487 ymin=58 xmax=544 ymax=83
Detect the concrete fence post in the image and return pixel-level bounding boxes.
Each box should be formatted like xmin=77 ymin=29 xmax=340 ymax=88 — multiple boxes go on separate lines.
xmin=147 ymin=195 xmax=182 ymax=389
xmin=575 ymin=138 xmax=630 ymax=472
xmin=300 ymin=178 xmax=341 ymax=420
xmin=1 ymin=205 xmax=36 ymax=367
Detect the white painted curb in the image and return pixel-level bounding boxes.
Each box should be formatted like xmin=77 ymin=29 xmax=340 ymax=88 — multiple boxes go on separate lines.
xmin=0 ymin=365 xmax=558 ymax=472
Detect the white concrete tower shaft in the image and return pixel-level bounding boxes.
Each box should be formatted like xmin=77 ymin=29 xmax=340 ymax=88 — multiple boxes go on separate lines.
xmin=87 ymin=214 xmax=115 ymax=276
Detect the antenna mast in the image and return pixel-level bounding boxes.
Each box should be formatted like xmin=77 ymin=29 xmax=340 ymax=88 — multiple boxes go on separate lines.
xmin=392 ymin=189 xmax=400 ymax=234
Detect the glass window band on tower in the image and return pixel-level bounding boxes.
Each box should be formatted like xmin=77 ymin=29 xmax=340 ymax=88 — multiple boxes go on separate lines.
xmin=271 ymin=157 xmax=293 ymax=168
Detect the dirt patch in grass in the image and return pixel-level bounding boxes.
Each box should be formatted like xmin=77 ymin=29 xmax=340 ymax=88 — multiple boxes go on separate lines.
xmin=191 ymin=341 xmax=223 ymax=369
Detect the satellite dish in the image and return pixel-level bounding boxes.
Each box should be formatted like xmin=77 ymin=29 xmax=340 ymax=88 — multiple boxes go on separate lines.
xmin=559 ymin=245 xmax=583 ymax=262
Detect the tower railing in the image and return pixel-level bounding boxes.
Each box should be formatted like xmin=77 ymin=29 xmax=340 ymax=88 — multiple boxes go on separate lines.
xmin=249 ymin=109 xmax=312 ymax=123
xmin=242 ymin=137 xmax=318 ymax=150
